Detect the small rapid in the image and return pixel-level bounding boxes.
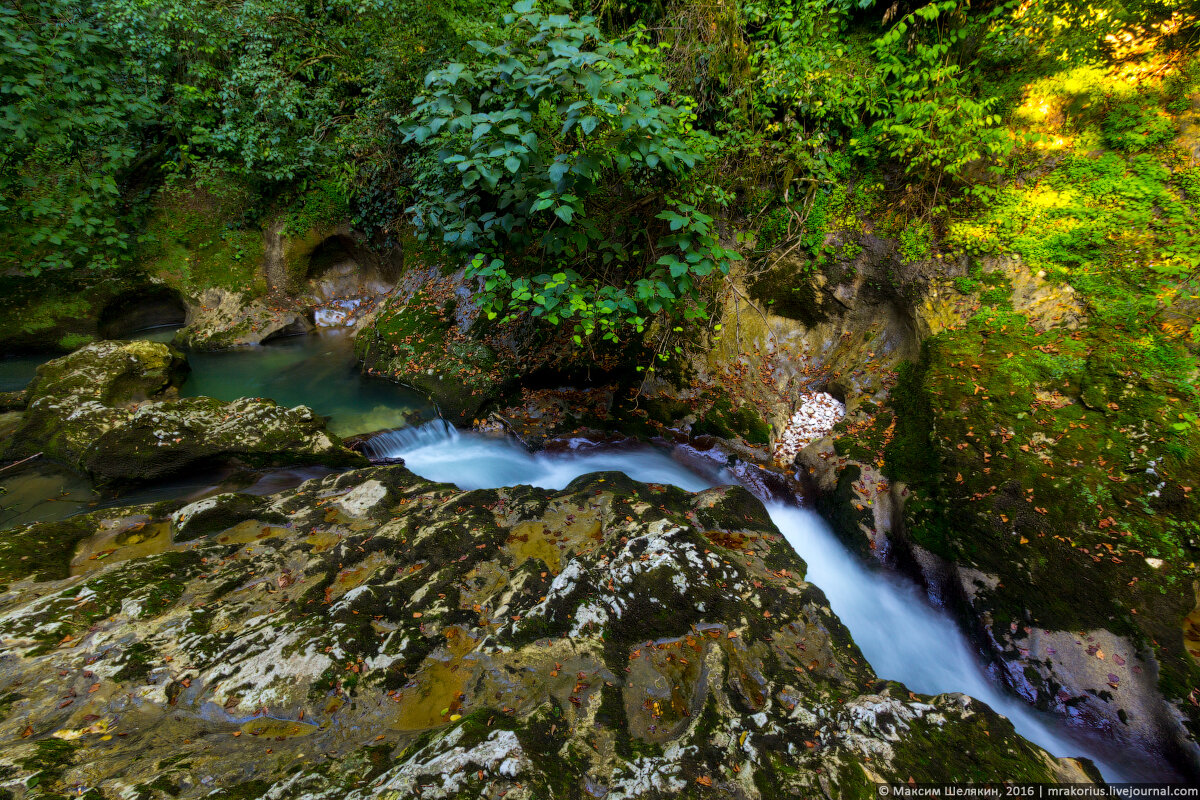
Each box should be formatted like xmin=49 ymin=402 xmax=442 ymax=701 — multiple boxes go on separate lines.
xmin=370 ymin=420 xmax=1154 ymax=782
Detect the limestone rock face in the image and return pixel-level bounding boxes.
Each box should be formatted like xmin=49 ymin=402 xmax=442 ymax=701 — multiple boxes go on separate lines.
xmin=0 ymin=466 xmax=1093 ymax=797
xmin=3 ymin=340 xmax=363 ymax=484
xmin=692 ymin=240 xmax=923 ymax=459
xmin=173 ymin=288 xmax=312 ymax=351
xmin=354 ymin=270 xmax=522 ymax=423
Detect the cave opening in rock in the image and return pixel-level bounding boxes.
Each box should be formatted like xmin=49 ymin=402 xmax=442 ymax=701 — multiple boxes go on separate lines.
xmin=98 ymin=287 xmax=188 ymax=339
xmin=306 ymin=235 xmax=359 ymax=280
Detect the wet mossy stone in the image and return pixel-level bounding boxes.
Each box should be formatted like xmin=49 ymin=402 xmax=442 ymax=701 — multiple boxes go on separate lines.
xmin=0 ymin=389 xmax=27 ymax=411
xmin=690 ymin=484 xmax=776 ymax=536
xmin=355 ymin=289 xmax=509 ymax=423
xmin=79 ymin=396 xmax=364 ymax=485
xmin=27 ymin=339 xmax=189 ymax=405
xmin=5 ymin=340 xmax=365 ymax=485
xmin=0 ymin=463 xmax=1094 ymax=796
xmin=0 ymin=515 xmax=96 ymax=583
xmin=692 ymin=395 xmax=772 ymax=444
xmin=877 ymin=318 xmax=1200 ymax=764
xmin=170 ymin=493 xmax=286 ymax=542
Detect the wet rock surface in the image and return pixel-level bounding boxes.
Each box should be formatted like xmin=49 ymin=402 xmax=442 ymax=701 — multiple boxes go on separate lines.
xmin=354 ymin=271 xmax=524 ymax=423
xmin=0 ymin=466 xmax=1092 ymax=797
xmin=3 ymin=341 xmax=364 ymax=485
xmin=775 ymin=255 xmax=1200 ymax=777
xmin=173 ymin=288 xmax=313 ymax=350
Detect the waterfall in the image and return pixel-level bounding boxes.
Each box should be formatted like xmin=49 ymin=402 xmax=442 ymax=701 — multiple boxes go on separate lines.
xmin=362 ymin=419 xmax=459 ymax=459
xmin=361 ymin=422 xmax=1159 ymax=781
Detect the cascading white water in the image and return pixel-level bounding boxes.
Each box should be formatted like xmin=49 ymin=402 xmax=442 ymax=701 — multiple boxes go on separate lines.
xmin=370 ymin=420 xmax=1155 ymax=782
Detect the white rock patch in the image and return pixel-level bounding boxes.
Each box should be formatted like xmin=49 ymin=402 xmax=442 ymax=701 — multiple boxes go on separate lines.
xmin=366 ymin=729 xmax=530 ymax=799
xmin=774 ymin=392 xmax=846 ymax=464
xmin=336 ymin=480 xmax=388 ymax=517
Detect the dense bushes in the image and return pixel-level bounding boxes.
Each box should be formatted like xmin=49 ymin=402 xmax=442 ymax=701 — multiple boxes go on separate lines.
xmin=0 ymin=0 xmax=496 ymax=274
xmin=3 ymin=0 xmax=1198 ymax=352
xmin=402 ymin=1 xmax=738 ymax=342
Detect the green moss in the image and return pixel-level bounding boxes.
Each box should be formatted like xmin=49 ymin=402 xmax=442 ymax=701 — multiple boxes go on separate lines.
xmin=0 ymin=271 xmax=112 ymax=353
xmin=355 ymin=290 xmax=505 ymax=421
xmin=113 ymin=641 xmax=157 ymax=683
xmin=882 ymin=359 xmax=937 ymax=486
xmin=17 ymin=739 xmax=77 ymax=795
xmin=138 ymin=174 xmax=265 ymax=296
xmin=514 ymin=705 xmax=591 ymax=798
xmin=886 ymin=706 xmax=1057 ymax=782
xmin=132 ymin=775 xmax=181 ymax=800
xmin=283 ymin=179 xmax=350 ymax=237
xmin=55 ymin=333 xmax=94 ymax=351
xmin=693 ymin=396 xmax=771 ymax=444
xmin=833 ymin=410 xmax=892 ymax=463
xmin=210 ymin=779 xmax=270 ymax=800
xmin=0 ymin=517 xmax=95 ymax=583
xmin=882 ymin=312 xmax=1200 ymax=716
xmin=814 ymin=464 xmax=876 ymax=560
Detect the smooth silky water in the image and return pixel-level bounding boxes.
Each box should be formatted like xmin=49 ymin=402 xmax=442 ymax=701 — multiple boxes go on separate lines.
xmin=368 ymin=420 xmax=1167 ymax=782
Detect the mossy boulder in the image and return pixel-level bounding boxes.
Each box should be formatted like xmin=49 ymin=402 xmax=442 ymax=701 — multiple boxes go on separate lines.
xmin=26 ymin=339 xmax=187 ymax=405
xmin=3 ymin=340 xmax=364 ymax=485
xmin=355 ymin=278 xmax=517 ymax=423
xmin=816 ymin=312 xmax=1200 ymax=777
xmin=0 ymin=465 xmax=1092 ymax=797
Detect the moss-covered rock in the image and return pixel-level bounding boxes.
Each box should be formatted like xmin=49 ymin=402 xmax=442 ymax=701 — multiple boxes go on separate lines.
xmin=0 ymin=465 xmax=1091 ymax=797
xmin=0 ymin=272 xmax=174 ymax=357
xmin=812 ymin=304 xmax=1200 ymax=776
xmin=0 ymin=389 xmax=26 ymax=412
xmin=354 ymin=276 xmax=518 ymax=423
xmin=3 ymin=340 xmax=364 ymax=485
xmin=876 ymin=316 xmax=1200 ymax=769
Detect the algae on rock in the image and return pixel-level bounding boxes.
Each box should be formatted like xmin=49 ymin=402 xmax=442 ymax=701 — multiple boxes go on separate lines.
xmin=0 ymin=464 xmax=1094 ymax=798
xmin=3 ymin=340 xmax=364 ymax=485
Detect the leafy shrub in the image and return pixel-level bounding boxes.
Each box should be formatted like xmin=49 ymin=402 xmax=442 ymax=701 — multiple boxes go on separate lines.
xmin=1101 ymin=100 xmax=1177 ymax=152
xmin=0 ymin=0 xmax=157 ymax=275
xmin=864 ymin=1 xmax=1011 ymax=210
xmin=402 ymin=0 xmax=739 ymax=343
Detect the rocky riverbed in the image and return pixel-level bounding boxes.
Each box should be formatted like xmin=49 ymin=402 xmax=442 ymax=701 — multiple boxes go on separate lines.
xmin=0 ymin=463 xmax=1095 ymax=798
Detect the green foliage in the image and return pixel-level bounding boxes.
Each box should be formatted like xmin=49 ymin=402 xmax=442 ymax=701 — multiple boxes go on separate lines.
xmin=403 ymin=0 xmax=739 ymax=342
xmin=0 ymin=0 xmax=157 ymax=275
xmin=744 ymin=0 xmax=881 ymax=132
xmin=1101 ymin=100 xmax=1177 ymax=152
xmin=946 ymin=133 xmax=1200 ymax=358
xmin=898 ymin=219 xmax=934 ymax=262
xmin=284 ymin=179 xmax=351 ymax=237
xmin=863 ymin=1 xmax=1012 ymax=210
xmin=0 ymin=0 xmax=498 ymax=277
xmin=56 ymin=333 xmax=94 ymax=351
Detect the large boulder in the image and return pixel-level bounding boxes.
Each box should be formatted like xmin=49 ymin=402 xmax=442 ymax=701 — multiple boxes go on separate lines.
xmin=0 ymin=466 xmax=1094 ymax=797
xmin=3 ymin=340 xmax=364 ymax=484
xmin=355 ymin=270 xmax=524 ymax=423
xmin=173 ymin=287 xmax=313 ymax=350
xmin=809 ymin=317 xmax=1200 ymax=779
